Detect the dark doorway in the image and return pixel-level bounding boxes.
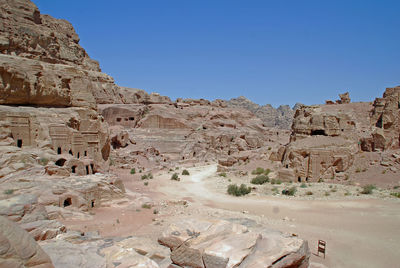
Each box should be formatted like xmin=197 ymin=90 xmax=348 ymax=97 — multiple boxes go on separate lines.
xmin=311 ymin=130 xmax=326 ymax=136
xmin=57 ymin=147 xmax=62 ymax=154
xmin=63 ymin=198 xmax=72 ymax=207
xmin=298 ymin=177 xmax=301 ymax=182
xmin=84 ymin=151 xmax=87 ymax=156
xmin=69 ymin=150 xmax=73 ymax=155
xmin=71 ymin=166 xmax=76 ymax=173
xmin=91 ymin=200 xmax=95 ymax=208
xmin=55 ymin=158 xmax=66 ymax=167
xmin=90 ymin=164 xmax=94 ymax=173
xmin=77 ymin=152 xmax=80 ymax=158
xmin=17 ymin=139 xmax=22 ymax=148
xmin=86 ymin=165 xmax=89 ymax=175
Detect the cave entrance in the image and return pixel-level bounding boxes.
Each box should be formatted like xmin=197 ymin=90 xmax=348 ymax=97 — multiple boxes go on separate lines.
xmin=311 ymin=130 xmax=326 ymax=136
xmin=69 ymin=150 xmax=73 ymax=155
xmin=86 ymin=165 xmax=89 ymax=175
xmin=57 ymin=147 xmax=62 ymax=154
xmin=90 ymin=164 xmax=94 ymax=173
xmin=298 ymin=177 xmax=302 ymax=182
xmin=91 ymin=200 xmax=95 ymax=208
xmin=71 ymin=166 xmax=76 ymax=173
xmin=17 ymin=139 xmax=22 ymax=148
xmin=55 ymin=158 xmax=66 ymax=167
xmin=63 ymin=198 xmax=72 ymax=207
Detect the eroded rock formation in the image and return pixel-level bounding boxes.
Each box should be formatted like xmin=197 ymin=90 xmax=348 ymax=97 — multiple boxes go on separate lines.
xmin=277 ymin=90 xmax=400 ymax=181
xmin=227 ymin=96 xmax=303 ymax=129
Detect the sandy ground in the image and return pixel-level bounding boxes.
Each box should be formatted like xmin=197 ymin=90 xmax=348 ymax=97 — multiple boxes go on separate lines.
xmin=157 ymin=164 xmax=400 ymax=268
xmin=60 ymin=164 xmax=400 ymax=268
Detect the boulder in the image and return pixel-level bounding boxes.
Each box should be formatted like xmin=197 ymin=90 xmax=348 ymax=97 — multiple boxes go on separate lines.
xmin=0 ymin=215 xmax=54 ymax=268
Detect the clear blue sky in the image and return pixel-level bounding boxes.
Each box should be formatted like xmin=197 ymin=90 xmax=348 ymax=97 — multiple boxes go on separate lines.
xmin=35 ymin=0 xmax=400 ymax=107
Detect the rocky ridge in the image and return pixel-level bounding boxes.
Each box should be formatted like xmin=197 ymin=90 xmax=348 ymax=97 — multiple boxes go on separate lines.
xmin=227 ymin=96 xmax=303 ymax=129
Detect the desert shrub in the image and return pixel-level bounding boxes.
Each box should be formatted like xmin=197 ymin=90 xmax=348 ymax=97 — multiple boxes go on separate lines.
xmin=264 ymin=169 xmax=271 ymax=175
xmin=4 ymin=189 xmax=14 ymax=195
xmin=251 ymin=175 xmax=269 ymax=185
xmin=141 ymin=174 xmax=148 ymax=180
xmin=361 ymin=184 xmax=376 ymax=194
xmin=144 ymin=181 xmax=148 ymax=186
xmin=39 ymin=158 xmax=49 ymax=166
xmin=393 ymin=186 xmax=400 ymax=189
xmin=182 ymin=169 xmax=190 ymax=175
xmin=171 ymin=173 xmax=180 ymax=181
xmin=344 ymin=191 xmax=351 ymax=196
xmin=252 ymin=167 xmax=265 ymax=175
xmin=325 ymin=191 xmax=330 ymax=196
xmin=318 ymin=178 xmax=324 ymax=183
xmin=130 ymin=168 xmax=136 ymax=174
xmin=300 ymin=183 xmax=307 ymax=188
xmin=282 ymin=186 xmax=296 ymax=196
xmin=382 ymin=170 xmax=386 ymax=174
xmin=390 ymin=192 xmax=400 ymax=198
xmin=271 ymin=187 xmax=279 ymax=194
xmin=141 ymin=203 xmax=152 ymax=209
xmin=218 ymin=172 xmax=227 ymax=177
xmin=331 ymin=187 xmax=337 ymax=193
xmin=148 ymin=173 xmax=153 ymax=179
xmin=306 ymin=191 xmax=313 ymax=195
xmin=227 ymin=184 xmax=251 ymax=196
xmin=355 ymin=168 xmax=361 ymax=173
xmin=153 ymin=209 xmax=159 ymax=214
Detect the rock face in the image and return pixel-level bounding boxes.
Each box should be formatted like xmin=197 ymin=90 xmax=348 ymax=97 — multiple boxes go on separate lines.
xmin=98 ymin=100 xmax=285 ymax=168
xmin=277 ymin=90 xmax=400 ymax=181
xmin=0 ymin=215 xmax=54 ymax=268
xmin=158 ymin=218 xmax=310 ymax=268
xmin=369 ymin=86 xmax=400 ymax=150
xmin=227 ymin=96 xmax=303 ymax=129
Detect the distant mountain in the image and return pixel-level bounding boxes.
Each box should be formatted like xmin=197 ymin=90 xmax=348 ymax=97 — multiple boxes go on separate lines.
xmin=227 ymin=96 xmax=303 ymax=129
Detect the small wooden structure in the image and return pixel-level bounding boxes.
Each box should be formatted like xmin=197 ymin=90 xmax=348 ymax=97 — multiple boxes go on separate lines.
xmin=317 ymin=240 xmax=326 ymax=258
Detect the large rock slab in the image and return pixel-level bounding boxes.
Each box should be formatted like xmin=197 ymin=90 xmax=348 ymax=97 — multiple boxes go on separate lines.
xmin=0 ymin=215 xmax=54 ymax=268
xmin=158 ymin=218 xmax=309 ymax=268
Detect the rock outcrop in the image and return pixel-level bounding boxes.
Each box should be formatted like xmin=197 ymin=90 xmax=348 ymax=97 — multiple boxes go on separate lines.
xmin=227 ymin=96 xmax=303 ymax=129
xmin=277 ymin=90 xmax=400 ymax=181
xmin=0 ymin=215 xmax=54 ymax=267
xmin=158 ymin=218 xmax=310 ymax=268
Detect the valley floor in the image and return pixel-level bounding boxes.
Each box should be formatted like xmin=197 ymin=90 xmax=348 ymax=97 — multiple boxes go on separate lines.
xmin=62 ymin=164 xmax=400 ymax=268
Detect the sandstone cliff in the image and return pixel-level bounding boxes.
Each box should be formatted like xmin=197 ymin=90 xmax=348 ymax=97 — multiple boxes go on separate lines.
xmin=276 ymin=89 xmax=400 ymax=182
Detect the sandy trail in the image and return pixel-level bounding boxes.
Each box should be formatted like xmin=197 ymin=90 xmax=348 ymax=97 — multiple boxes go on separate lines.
xmin=158 ymin=164 xmax=400 ymax=268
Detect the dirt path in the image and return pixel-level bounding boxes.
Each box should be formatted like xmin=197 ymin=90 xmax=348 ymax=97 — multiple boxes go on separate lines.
xmin=158 ymin=164 xmax=400 ymax=268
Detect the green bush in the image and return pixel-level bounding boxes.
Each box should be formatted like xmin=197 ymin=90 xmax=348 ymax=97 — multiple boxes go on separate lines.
xmin=219 ymin=172 xmax=227 ymax=177
xmin=130 ymin=168 xmax=136 ymax=174
xmin=144 ymin=181 xmax=148 ymax=186
xmin=390 ymin=192 xmax=400 ymax=198
xmin=141 ymin=174 xmax=148 ymax=180
xmin=251 ymin=167 xmax=270 ymax=175
xmin=282 ymin=186 xmax=296 ymax=196
xmin=251 ymin=175 xmax=269 ymax=185
xmin=148 ymin=173 xmax=153 ymax=179
xmin=39 ymin=158 xmax=49 ymax=166
xmin=141 ymin=203 xmax=152 ymax=209
xmin=300 ymin=183 xmax=307 ymax=188
xmin=361 ymin=184 xmax=376 ymax=194
xmin=4 ymin=189 xmax=14 ymax=195
xmin=182 ymin=169 xmax=190 ymax=175
xmin=171 ymin=173 xmax=180 ymax=181
xmin=227 ymin=184 xmax=251 ymax=196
